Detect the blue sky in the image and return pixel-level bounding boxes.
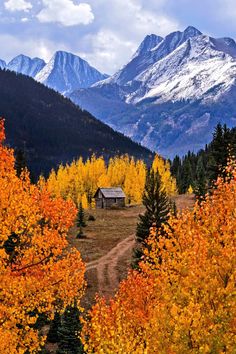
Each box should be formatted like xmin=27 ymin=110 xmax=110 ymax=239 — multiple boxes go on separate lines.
xmin=0 ymin=0 xmax=236 ymax=74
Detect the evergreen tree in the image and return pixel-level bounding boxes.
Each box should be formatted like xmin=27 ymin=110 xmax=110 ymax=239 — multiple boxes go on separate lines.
xmin=171 ymin=155 xmax=182 ymax=192
xmin=77 ymin=202 xmax=86 ymax=228
xmin=57 ymin=304 xmax=84 ymax=354
xmin=76 ymin=202 xmax=86 ymax=238
xmin=171 ymin=124 xmax=236 ymax=196
xmin=208 ymin=123 xmax=231 ymax=183
xmin=194 ymin=156 xmax=207 ymax=198
xmin=15 ymin=148 xmax=27 ymax=177
xmin=133 ymin=169 xmax=170 ymax=267
xmin=47 ymin=312 xmax=61 ymax=343
xmin=181 ymin=159 xmax=194 ymax=193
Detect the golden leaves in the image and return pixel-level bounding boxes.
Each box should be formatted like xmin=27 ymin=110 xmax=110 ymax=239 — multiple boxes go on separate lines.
xmin=152 ymin=154 xmax=177 ymax=196
xmin=46 ymin=154 xmax=178 ymax=209
xmin=46 ymin=154 xmax=147 ymax=206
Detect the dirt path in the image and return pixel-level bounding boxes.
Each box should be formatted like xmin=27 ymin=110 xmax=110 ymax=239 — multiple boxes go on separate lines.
xmin=86 ymin=235 xmax=135 ymax=297
xmin=79 ymin=196 xmax=195 ymax=306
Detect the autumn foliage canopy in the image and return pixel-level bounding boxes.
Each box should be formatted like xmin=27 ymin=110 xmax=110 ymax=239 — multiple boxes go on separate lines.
xmin=83 ymin=166 xmax=236 ymax=353
xmin=44 ymin=153 xmax=177 ymax=208
xmin=0 ymin=119 xmax=85 ymax=353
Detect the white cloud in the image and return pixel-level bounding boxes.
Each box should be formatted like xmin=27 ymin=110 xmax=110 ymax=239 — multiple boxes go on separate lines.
xmin=1 ymin=0 xmax=180 ymax=74
xmin=78 ymin=0 xmax=179 ymax=73
xmin=81 ymin=30 xmax=137 ymax=74
xmin=4 ymin=0 xmax=32 ymax=12
xmin=219 ymin=0 xmax=236 ymax=19
xmin=88 ymin=0 xmax=179 ymax=38
xmin=37 ymin=0 xmax=94 ymax=26
xmin=0 ymin=34 xmax=68 ymax=62
xmin=21 ymin=17 xmax=29 ymax=22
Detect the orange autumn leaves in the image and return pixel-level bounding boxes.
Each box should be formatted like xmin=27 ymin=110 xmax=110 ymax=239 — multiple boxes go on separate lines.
xmin=83 ymin=172 xmax=236 ymax=352
xmin=0 ymin=119 xmax=85 ymax=353
xmin=1 ymin=116 xmax=235 ymax=353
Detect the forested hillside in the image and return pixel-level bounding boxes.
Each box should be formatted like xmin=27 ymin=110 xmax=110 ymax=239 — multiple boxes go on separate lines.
xmin=171 ymin=123 xmax=236 ymax=194
xmin=0 ymin=69 xmax=152 ymax=178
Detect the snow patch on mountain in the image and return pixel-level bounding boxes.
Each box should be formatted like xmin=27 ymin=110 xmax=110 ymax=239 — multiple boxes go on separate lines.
xmin=35 ymin=51 xmax=108 ymax=94
xmin=7 ymin=55 xmax=46 ymax=77
xmin=69 ymin=26 xmax=236 ymax=157
xmin=132 ymin=34 xmax=163 ymax=59
xmin=131 ymin=35 xmax=236 ymax=104
xmin=1 ymin=51 xmax=108 ymax=94
xmin=92 ymin=29 xmax=236 ymax=106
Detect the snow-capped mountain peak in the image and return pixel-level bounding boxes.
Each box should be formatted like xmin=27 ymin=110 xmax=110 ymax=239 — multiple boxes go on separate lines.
xmin=133 ymin=34 xmax=163 ymax=58
xmin=7 ymin=55 xmax=46 ymax=77
xmin=124 ymin=33 xmax=236 ymax=105
xmin=95 ymin=26 xmax=203 ymax=88
xmin=0 ymin=51 xmax=108 ymax=93
xmin=183 ymin=25 xmax=202 ymax=37
xmin=35 ymin=50 xmax=108 ymax=94
xmin=210 ymin=36 xmax=236 ymax=58
xmin=69 ymin=26 xmax=236 ymax=158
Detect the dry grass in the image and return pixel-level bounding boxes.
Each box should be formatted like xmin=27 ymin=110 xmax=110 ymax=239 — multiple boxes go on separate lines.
xmin=67 ymin=195 xmax=195 ymax=308
xmin=172 ymin=193 xmax=195 ymax=211
xmin=68 ymin=205 xmax=144 ymax=263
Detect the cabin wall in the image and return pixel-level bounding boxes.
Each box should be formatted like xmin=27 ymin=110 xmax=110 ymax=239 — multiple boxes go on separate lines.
xmin=95 ymin=197 xmax=125 ymax=209
xmin=95 ymin=198 xmax=103 ymax=208
xmin=104 ymin=198 xmax=116 ymax=208
xmin=117 ymin=198 xmax=125 ymax=207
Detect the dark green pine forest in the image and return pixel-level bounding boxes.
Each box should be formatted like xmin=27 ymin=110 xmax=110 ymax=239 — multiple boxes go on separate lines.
xmin=171 ymin=123 xmax=236 ymax=196
xmin=0 ymin=69 xmax=153 ymax=178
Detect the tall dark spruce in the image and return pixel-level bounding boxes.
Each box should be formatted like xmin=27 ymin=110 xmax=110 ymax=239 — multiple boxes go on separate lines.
xmin=194 ymin=156 xmax=207 ymax=198
xmin=77 ymin=202 xmax=86 ymax=228
xmin=76 ymin=202 xmax=86 ymax=238
xmin=133 ymin=169 xmax=170 ymax=268
xmin=47 ymin=312 xmax=61 ymax=343
xmin=57 ymin=304 xmax=84 ymax=354
xmin=208 ymin=123 xmax=232 ymax=183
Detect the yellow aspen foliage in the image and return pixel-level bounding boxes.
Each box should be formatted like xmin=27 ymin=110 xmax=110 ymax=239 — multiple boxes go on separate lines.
xmin=187 ymin=185 xmax=194 ymax=194
xmin=0 ymin=119 xmax=85 ymax=353
xmin=107 ymin=155 xmax=129 ymax=186
xmin=97 ymin=173 xmax=110 ymax=188
xmin=152 ymin=154 xmax=177 ymax=195
xmin=123 ymin=157 xmax=146 ymax=204
xmin=82 ymin=167 xmax=236 ymax=353
xmin=46 ymin=154 xmax=147 ymax=206
xmin=81 ymin=193 xmax=89 ymax=209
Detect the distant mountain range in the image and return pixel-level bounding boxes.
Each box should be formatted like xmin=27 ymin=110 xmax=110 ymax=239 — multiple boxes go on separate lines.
xmin=69 ymin=26 xmax=236 ymax=157
xmin=2 ymin=26 xmax=236 ymax=157
xmin=0 ymin=51 xmax=108 ymax=94
xmin=7 ymin=55 xmax=46 ymax=78
xmin=0 ymin=69 xmax=152 ymax=178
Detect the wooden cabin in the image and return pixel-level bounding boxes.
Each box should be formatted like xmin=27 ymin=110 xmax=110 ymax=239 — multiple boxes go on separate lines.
xmin=94 ymin=187 xmax=126 ymax=209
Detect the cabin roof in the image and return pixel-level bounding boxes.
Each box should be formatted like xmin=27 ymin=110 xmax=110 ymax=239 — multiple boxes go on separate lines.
xmin=94 ymin=187 xmax=126 ymax=198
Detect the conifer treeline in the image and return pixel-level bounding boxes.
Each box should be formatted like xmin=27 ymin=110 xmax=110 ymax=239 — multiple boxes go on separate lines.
xmin=43 ymin=154 xmax=177 ymax=207
xmin=171 ymin=123 xmax=236 ymax=196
